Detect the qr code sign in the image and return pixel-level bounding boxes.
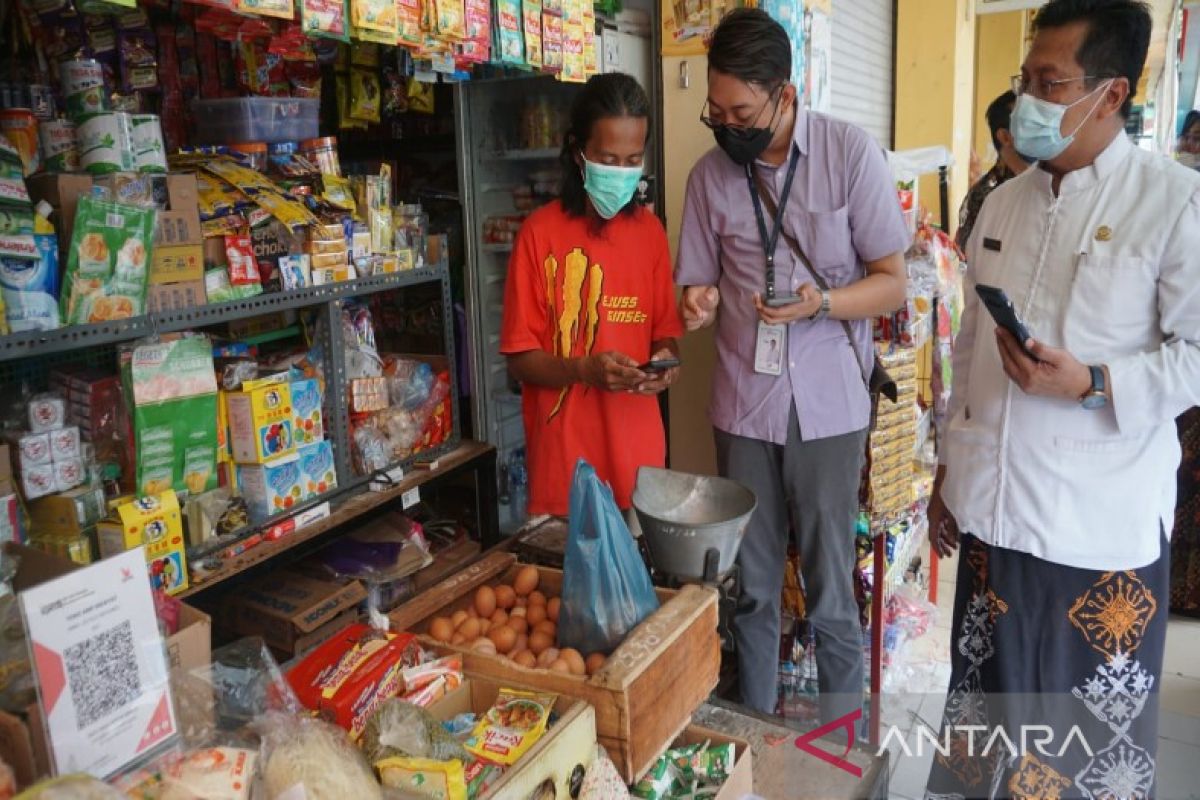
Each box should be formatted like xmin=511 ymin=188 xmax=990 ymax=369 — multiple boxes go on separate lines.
xmin=63 ymin=621 xmax=140 ymax=729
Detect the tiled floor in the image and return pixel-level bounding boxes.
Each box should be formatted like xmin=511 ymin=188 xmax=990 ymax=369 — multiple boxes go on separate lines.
xmin=883 ymin=545 xmax=1200 ymax=800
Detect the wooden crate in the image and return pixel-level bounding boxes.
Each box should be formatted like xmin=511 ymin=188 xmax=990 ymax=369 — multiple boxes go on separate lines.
xmin=427 ymin=677 xmax=596 ymax=798
xmin=388 ymin=551 xmax=720 ymax=783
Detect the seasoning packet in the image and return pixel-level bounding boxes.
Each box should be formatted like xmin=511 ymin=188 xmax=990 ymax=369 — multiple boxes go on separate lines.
xmin=349 ymin=68 xmax=382 ymax=123
xmin=464 ymin=688 xmax=556 ymax=766
xmin=302 ymin=0 xmax=350 ymax=40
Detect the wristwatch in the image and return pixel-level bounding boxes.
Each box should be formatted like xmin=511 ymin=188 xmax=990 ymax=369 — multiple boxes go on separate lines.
xmin=809 ymin=290 xmax=831 ymax=322
xmin=1080 ymin=365 xmax=1108 ymax=410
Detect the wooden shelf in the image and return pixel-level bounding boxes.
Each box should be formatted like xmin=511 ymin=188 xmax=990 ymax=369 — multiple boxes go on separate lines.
xmin=179 ymin=440 xmax=494 ymax=597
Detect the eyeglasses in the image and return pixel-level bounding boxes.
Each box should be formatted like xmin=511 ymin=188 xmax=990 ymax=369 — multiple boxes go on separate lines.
xmin=1011 ymin=74 xmax=1113 ymax=99
xmin=699 ymin=85 xmax=783 ymax=132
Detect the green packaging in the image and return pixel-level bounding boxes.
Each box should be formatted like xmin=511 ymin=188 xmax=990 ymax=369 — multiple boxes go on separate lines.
xmin=122 ymin=335 xmax=219 ymax=497
xmin=60 ymin=195 xmax=156 ymax=325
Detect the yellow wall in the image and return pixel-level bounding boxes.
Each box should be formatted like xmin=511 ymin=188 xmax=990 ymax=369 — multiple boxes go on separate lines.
xmin=972 ymin=11 xmax=1027 ymax=168
xmin=662 ymin=55 xmax=720 ymax=477
xmin=894 ymin=0 xmax=976 ymax=224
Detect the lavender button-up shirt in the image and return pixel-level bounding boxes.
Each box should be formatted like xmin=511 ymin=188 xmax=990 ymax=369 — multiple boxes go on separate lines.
xmin=676 ymin=111 xmax=911 ymax=445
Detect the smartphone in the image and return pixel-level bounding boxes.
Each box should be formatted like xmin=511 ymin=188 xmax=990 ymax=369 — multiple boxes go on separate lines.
xmin=974 ymin=284 xmax=1037 ymax=359
xmin=764 ymin=293 xmax=804 ymax=308
xmin=638 ymin=358 xmax=680 ymax=373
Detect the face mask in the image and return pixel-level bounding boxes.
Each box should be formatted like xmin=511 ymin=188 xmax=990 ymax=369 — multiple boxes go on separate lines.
xmin=1010 ymin=80 xmax=1113 ymax=162
xmin=582 ymin=157 xmax=642 ymax=219
xmin=711 ymin=90 xmax=784 ymax=166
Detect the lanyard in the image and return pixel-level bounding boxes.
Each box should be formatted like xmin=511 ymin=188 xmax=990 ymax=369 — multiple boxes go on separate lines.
xmin=745 ymin=147 xmax=800 ymax=300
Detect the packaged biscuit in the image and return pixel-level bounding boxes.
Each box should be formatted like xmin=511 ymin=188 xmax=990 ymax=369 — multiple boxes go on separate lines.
xmin=60 ymin=195 xmax=156 ymax=325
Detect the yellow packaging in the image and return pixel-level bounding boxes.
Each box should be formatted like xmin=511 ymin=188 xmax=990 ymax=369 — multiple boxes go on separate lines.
xmin=98 ymin=491 xmax=189 ymax=595
xmin=311 ymin=251 xmax=348 ymax=269
xmin=225 ymin=377 xmax=295 ymax=464
xmin=305 ymin=238 xmax=348 ymax=256
xmin=375 ymin=757 xmax=467 ymax=800
xmin=464 ymin=688 xmax=555 ymax=766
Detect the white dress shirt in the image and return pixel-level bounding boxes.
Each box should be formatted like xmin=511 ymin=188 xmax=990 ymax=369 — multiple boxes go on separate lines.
xmin=943 ymin=133 xmax=1200 ymax=571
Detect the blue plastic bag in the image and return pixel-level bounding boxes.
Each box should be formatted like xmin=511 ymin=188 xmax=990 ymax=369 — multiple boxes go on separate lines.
xmin=559 ymin=459 xmax=659 ymax=655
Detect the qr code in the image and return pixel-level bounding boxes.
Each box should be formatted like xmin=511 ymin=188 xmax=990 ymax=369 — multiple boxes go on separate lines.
xmin=63 ymin=621 xmax=140 ymax=729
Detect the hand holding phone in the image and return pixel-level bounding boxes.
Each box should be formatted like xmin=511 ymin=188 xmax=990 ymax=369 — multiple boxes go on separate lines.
xmin=975 ymin=284 xmax=1038 ymax=360
xmin=763 ymin=293 xmax=804 ymax=309
xmin=638 ymin=357 xmax=681 ymax=373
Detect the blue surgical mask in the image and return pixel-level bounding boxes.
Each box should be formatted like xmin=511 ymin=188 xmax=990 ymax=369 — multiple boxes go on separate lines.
xmin=1010 ymin=80 xmax=1112 ymax=162
xmin=582 ymin=157 xmax=642 ymax=219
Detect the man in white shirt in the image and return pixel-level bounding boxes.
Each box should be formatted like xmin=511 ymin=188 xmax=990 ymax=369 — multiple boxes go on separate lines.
xmin=925 ymin=1 xmax=1200 ymax=797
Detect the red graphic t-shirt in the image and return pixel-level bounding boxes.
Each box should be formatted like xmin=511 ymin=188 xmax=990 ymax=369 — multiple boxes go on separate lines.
xmin=500 ymin=201 xmax=683 ymax=516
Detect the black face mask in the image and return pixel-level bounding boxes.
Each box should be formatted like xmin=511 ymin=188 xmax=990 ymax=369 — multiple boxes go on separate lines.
xmin=706 ymin=88 xmax=784 ymax=167
xmin=712 ymin=124 xmax=774 ymax=166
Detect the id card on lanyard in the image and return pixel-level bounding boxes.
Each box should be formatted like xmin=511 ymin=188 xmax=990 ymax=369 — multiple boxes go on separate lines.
xmin=748 ymin=148 xmax=801 ymax=376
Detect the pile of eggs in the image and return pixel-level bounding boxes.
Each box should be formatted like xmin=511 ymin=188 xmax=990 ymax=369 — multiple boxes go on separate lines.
xmin=427 ymin=565 xmax=607 ymax=677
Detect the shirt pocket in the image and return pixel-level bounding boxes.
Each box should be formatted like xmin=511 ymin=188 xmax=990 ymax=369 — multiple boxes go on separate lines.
xmin=785 ymin=205 xmax=854 ymax=284
xmin=1062 ymin=253 xmax=1158 ymax=361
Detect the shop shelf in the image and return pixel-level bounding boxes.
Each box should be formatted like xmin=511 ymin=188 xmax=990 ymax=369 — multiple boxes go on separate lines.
xmin=490 ymin=148 xmax=561 ymax=161
xmin=191 ymin=97 xmax=320 ymax=145
xmin=0 ymin=265 xmax=448 ymax=365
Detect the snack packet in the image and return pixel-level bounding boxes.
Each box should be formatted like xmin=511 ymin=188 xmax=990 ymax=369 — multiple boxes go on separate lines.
xmin=302 ymin=0 xmax=350 ymax=39
xmin=224 ymin=234 xmax=261 ymax=286
xmin=463 ymin=688 xmax=555 ymax=766
xmin=60 ymin=195 xmax=156 ymax=325
xmin=375 ymin=756 xmax=468 ymax=800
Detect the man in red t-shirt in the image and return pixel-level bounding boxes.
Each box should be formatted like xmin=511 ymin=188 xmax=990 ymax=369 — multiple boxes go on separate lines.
xmin=500 ymin=74 xmax=682 ymax=517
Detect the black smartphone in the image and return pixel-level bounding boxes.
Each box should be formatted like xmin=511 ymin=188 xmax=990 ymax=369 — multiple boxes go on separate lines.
xmin=975 ymin=284 xmax=1037 ymax=359
xmin=764 ymin=293 xmax=804 ymax=308
xmin=638 ymin=358 xmax=680 ymax=373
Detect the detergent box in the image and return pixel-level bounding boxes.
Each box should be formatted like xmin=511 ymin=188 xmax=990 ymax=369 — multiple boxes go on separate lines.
xmin=290 ymin=377 xmax=324 ymax=446
xmin=238 ymin=453 xmax=304 ymax=522
xmin=97 ymin=490 xmax=189 ymax=595
xmin=226 ymin=376 xmax=295 ymax=464
xmin=297 ymin=440 xmax=337 ymax=501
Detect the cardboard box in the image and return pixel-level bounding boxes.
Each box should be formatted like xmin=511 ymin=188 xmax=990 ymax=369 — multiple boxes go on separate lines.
xmin=236 ymin=454 xmax=304 ymax=522
xmin=296 ymin=440 xmax=336 ymax=501
xmin=290 ymin=609 xmax=358 ymax=659
xmin=0 ymin=444 xmax=11 ymax=482
xmin=224 ymin=571 xmax=366 ymax=653
xmin=289 ymin=378 xmax=323 ymax=447
xmin=152 ymin=175 xmax=202 ymax=246
xmin=28 ymin=485 xmax=106 ymax=536
xmin=664 ymin=726 xmax=753 ymax=800
xmin=151 ymin=244 xmax=204 ymax=285
xmin=146 ymin=280 xmax=206 ymax=313
xmin=97 ymin=491 xmax=188 ymax=595
xmin=226 ymin=377 xmax=295 ymax=464
xmin=0 ymin=543 xmax=210 ymax=788
xmin=25 ymin=173 xmax=93 ymax=251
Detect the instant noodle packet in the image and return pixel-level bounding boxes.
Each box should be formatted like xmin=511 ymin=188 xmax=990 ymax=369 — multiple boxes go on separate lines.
xmin=463 ymin=688 xmax=556 ymax=766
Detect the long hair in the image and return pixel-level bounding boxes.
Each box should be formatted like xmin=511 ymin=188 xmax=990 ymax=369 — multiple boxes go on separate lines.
xmin=558 ymin=73 xmax=650 ymax=219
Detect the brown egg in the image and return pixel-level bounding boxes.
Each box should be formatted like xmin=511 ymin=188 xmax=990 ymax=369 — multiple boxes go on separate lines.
xmin=508 ymin=616 xmax=528 ymax=636
xmin=536 ymin=647 xmax=560 ymax=669
xmin=494 ymin=584 xmax=516 ymax=610
xmin=549 ymin=659 xmax=571 ymax=674
xmin=560 ymin=648 xmax=586 ymax=676
xmin=451 ymin=610 xmax=470 ymax=628
xmin=429 ymin=617 xmax=454 ymax=642
xmin=547 ymin=597 xmax=561 ymax=622
xmin=585 ymin=653 xmax=606 ymax=675
xmin=451 ymin=632 xmax=466 ymax=645
xmin=467 ymin=606 xmax=479 ymax=619
xmin=526 ymin=605 xmax=547 ymax=627
xmin=528 ymin=630 xmax=553 ymax=656
xmin=472 ymin=638 xmax=497 ymax=655
xmin=490 ymin=609 xmax=509 ymax=627
xmin=515 ymin=596 xmax=528 ymax=608
xmin=534 ymin=620 xmax=557 ymax=638
xmin=475 ymin=585 xmax=497 ymax=618
xmin=528 ymin=590 xmax=547 ymax=607
xmin=513 ymin=565 xmax=539 ymax=597
xmin=459 ymin=618 xmax=482 ymax=641
xmin=489 ymin=624 xmax=517 ymax=654
xmin=514 ymin=633 xmax=528 ymax=653
xmin=510 ymin=606 xmax=527 ymax=618
xmin=513 ymin=650 xmax=537 ymax=668
xmin=479 ymin=619 xmax=492 ymax=635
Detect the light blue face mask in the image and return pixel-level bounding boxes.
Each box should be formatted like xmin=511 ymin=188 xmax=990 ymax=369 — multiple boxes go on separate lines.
xmin=582 ymin=157 xmax=643 ymax=219
xmin=1010 ymin=80 xmax=1113 ymax=162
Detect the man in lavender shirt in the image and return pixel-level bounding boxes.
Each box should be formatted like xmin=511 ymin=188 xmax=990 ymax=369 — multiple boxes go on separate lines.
xmin=676 ymin=9 xmax=910 ymax=721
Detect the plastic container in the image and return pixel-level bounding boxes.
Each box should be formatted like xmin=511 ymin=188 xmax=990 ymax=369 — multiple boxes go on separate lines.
xmin=299 ymin=136 xmax=340 ymax=176
xmin=191 ymin=97 xmax=320 ymax=145
xmin=229 ymin=142 xmax=268 ymax=172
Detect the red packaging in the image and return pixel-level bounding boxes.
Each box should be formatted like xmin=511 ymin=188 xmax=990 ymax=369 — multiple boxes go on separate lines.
xmin=287 ymin=623 xmax=393 ymax=710
xmin=224 ymin=234 xmax=262 ymax=286
xmin=318 ymin=632 xmax=420 ymax=737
